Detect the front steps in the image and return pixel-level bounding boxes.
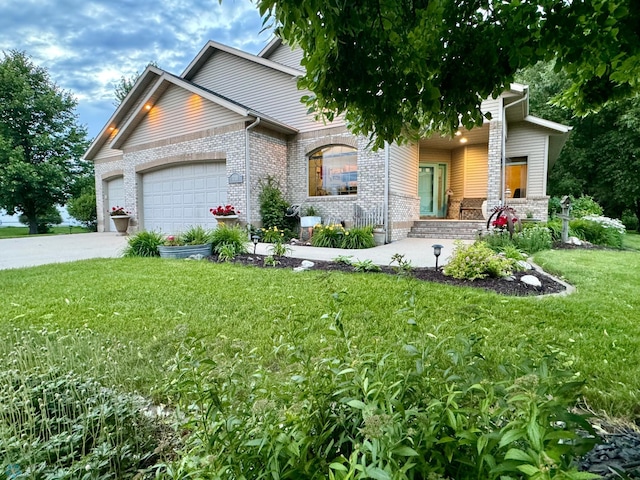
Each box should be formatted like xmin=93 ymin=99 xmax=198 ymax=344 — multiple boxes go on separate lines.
xmin=407 ymin=219 xmax=486 ymax=240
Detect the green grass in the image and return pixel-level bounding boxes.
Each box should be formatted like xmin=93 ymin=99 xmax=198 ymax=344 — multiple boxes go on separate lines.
xmin=624 ymin=231 xmax=640 ymax=251
xmin=0 ymin=226 xmax=89 ymax=238
xmin=1 ymin=248 xmax=639 ymax=417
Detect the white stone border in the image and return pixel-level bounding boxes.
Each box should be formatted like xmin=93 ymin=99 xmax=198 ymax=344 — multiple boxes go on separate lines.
xmin=527 ymin=257 xmax=577 ymax=298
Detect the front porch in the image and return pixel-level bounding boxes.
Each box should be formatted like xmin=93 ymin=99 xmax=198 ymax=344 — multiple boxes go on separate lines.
xmin=407 ymin=219 xmax=486 ymax=240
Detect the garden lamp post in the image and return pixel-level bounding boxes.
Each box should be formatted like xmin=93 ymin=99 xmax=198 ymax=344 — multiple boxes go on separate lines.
xmin=251 ymin=234 xmax=260 ymax=254
xmin=432 ymin=244 xmax=444 ymax=270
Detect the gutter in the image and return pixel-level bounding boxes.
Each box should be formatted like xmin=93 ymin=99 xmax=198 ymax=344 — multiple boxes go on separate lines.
xmin=384 ymin=141 xmax=390 ymax=242
xmin=501 ymin=88 xmax=528 ymax=204
xmin=245 ymin=117 xmax=261 ymax=228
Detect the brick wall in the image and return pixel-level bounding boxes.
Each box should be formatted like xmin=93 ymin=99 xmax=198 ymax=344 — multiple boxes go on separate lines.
xmin=487 ymin=120 xmax=503 ymax=210
xmin=389 ymin=192 xmax=420 ymax=241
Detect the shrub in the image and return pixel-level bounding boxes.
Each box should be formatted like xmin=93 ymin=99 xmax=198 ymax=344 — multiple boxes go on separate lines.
xmin=210 ymin=225 xmax=248 ymax=258
xmin=570 ymin=195 xmax=604 ymax=218
xmin=340 ymin=225 xmax=375 ymax=249
xmin=513 ymin=225 xmax=553 ymax=253
xmin=260 ymin=225 xmax=286 ymax=243
xmin=311 ymin=223 xmax=345 ymax=248
xmin=622 ymin=210 xmax=639 ymax=232
xmin=122 ymin=230 xmax=164 ymax=257
xmin=544 ymin=218 xmax=563 ymax=242
xmin=443 ymin=241 xmax=516 ymax=280
xmin=548 ymin=196 xmax=562 ymax=218
xmin=570 ymin=218 xmax=624 ymax=248
xmin=258 ymin=176 xmax=296 ymax=234
xmin=582 ymin=215 xmax=626 ymax=234
xmin=0 ymin=368 xmax=164 ymax=478
xmin=166 ymin=322 xmax=596 ymax=480
xmin=477 ymin=229 xmax=514 ymax=252
xmin=67 ymin=190 xmax=97 ymax=231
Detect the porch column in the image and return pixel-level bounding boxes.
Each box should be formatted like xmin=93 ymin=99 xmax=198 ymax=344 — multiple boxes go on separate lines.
xmin=486 ymin=120 xmax=503 ymax=210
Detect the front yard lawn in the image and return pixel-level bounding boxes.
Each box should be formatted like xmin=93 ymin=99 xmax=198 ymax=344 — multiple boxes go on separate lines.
xmin=0 ymin=225 xmax=90 ymax=238
xmin=1 ymin=246 xmax=639 ymax=417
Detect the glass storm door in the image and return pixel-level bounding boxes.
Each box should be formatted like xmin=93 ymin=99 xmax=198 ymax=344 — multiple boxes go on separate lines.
xmin=419 ymin=164 xmax=447 ymax=217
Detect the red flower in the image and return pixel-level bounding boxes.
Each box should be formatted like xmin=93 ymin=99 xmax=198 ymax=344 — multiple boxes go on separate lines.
xmin=210 ymin=205 xmax=239 ymax=216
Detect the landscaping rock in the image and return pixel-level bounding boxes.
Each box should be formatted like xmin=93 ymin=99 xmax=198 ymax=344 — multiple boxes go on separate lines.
xmin=521 ymin=274 xmax=542 ymax=288
xmin=568 ymin=236 xmax=583 ymax=246
xmin=517 ymin=260 xmax=533 ymax=270
xmin=300 ymin=260 xmax=315 ymax=269
xmin=186 ymin=254 xmax=205 ymax=261
xmin=503 ymin=275 xmax=516 ymax=282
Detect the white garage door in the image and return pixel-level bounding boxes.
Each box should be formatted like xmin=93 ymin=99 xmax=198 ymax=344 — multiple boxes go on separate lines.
xmin=106 ymin=177 xmax=125 ymax=232
xmin=142 ymin=162 xmax=227 ymax=233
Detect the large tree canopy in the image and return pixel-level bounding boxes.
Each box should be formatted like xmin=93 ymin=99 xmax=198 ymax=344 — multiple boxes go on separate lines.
xmin=258 ymin=0 xmax=640 ymax=148
xmin=0 ymin=51 xmax=89 ymax=234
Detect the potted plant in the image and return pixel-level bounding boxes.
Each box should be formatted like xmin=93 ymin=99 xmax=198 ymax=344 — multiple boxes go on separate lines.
xmin=209 ymin=205 xmax=240 ymax=227
xmin=157 ymin=226 xmax=213 ymax=259
xmin=300 ymin=205 xmax=322 ymax=228
xmin=109 ymin=206 xmax=131 ymax=235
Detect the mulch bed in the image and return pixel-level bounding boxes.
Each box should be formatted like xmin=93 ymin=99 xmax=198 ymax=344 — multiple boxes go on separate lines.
xmin=210 ymin=253 xmax=567 ymax=297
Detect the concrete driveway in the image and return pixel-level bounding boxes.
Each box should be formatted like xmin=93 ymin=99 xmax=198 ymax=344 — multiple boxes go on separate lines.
xmin=0 ymin=232 xmax=129 ymax=270
xmin=0 ymin=232 xmax=466 ymax=270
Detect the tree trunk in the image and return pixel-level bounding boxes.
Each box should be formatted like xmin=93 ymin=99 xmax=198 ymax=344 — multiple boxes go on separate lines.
xmin=636 ymin=198 xmax=640 ymax=233
xmin=27 ymin=214 xmax=38 ymax=235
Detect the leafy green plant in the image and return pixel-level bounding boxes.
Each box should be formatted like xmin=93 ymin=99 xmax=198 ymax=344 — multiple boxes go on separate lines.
xmin=263 ymin=255 xmax=279 ymax=267
xmin=389 ymin=253 xmax=413 ymax=275
xmin=570 ymin=195 xmax=604 ymax=218
xmin=543 ymin=218 xmax=563 ymax=242
xmin=268 ymin=238 xmax=291 ymax=257
xmin=340 ymin=225 xmax=375 ymax=249
xmin=333 ymin=255 xmax=354 ymax=265
xmin=352 ymin=258 xmax=382 ymax=272
xmin=513 ymin=225 xmax=553 ymax=253
xmin=444 ymin=241 xmax=516 ymax=279
xmin=303 ymin=205 xmax=319 ymax=216
xmin=570 ymin=218 xmax=623 ymax=248
xmin=217 ymin=244 xmax=237 ymax=262
xmin=260 ymin=225 xmax=286 ymax=243
xmin=67 ymin=188 xmax=97 ymax=231
xmin=210 ymin=225 xmax=248 ymax=257
xmin=622 ymin=210 xmax=639 ymax=232
xmin=258 ymin=176 xmax=296 ymax=233
xmin=165 ymin=314 xmax=598 ymax=480
xmin=311 ymin=223 xmax=345 ymax=248
xmin=19 ymin=206 xmax=62 ymax=234
xmin=0 ymin=367 xmax=167 ymax=479
xmin=122 ymin=230 xmax=164 ymax=257
xmin=478 ymin=229 xmax=515 ymax=252
xmin=181 ymin=225 xmax=212 ymax=245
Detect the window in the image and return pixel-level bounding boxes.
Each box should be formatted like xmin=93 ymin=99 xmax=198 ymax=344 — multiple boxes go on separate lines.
xmin=308 ymin=145 xmax=357 ymax=196
xmin=506 ymin=156 xmax=527 ymax=198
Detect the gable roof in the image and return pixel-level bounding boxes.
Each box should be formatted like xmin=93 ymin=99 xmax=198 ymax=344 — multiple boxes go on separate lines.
xmin=181 ymin=40 xmax=303 ymax=82
xmin=258 ymin=37 xmax=282 ymax=58
xmin=109 ymin=72 xmax=297 ymax=150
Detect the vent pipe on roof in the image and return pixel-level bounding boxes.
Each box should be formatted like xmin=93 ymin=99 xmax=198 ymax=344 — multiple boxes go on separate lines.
xmin=245 ymin=117 xmax=261 ymax=230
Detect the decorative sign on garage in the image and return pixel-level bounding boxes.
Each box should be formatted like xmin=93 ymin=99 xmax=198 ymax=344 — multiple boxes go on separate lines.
xmin=228 ymin=172 xmax=243 ymax=184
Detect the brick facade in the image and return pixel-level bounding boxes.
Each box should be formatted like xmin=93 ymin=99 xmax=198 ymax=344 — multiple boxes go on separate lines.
xmin=486 ymin=120 xmax=503 ymax=211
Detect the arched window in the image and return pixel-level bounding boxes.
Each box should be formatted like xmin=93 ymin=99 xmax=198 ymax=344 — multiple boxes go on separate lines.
xmin=308 ymin=145 xmax=357 ymax=196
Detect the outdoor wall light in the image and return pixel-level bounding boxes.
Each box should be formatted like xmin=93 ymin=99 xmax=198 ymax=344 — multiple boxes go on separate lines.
xmin=251 ymin=234 xmax=260 ymax=254
xmin=432 ymin=244 xmax=444 ymax=270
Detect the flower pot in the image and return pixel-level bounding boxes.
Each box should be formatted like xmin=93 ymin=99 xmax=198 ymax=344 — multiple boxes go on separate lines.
xmin=213 ymin=215 xmax=239 ymax=227
xmin=300 ymin=216 xmax=322 ymax=228
xmin=373 ymin=227 xmax=386 ymax=246
xmin=111 ymin=215 xmax=130 ymax=236
xmin=158 ymin=243 xmax=212 ymax=259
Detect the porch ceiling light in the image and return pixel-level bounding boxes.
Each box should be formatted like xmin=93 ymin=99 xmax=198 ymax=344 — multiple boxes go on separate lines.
xmin=455 ymin=130 xmax=462 ymax=136
xmin=145 ymin=104 xmax=152 ymax=110
xmin=432 ymin=244 xmax=444 ymax=270
xmin=459 ymin=137 xmax=468 ymax=144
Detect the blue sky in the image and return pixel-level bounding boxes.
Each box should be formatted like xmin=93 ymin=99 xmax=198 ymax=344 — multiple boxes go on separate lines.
xmin=0 ymin=0 xmax=274 ymax=140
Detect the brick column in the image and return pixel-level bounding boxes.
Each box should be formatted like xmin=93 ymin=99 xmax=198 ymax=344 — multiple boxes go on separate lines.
xmin=486 ymin=120 xmax=503 ymax=210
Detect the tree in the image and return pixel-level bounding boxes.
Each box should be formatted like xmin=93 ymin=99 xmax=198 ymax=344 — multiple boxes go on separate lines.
xmin=258 ymin=0 xmax=640 ymax=148
xmin=517 ymin=61 xmax=640 ymax=230
xmin=0 ymin=51 xmax=89 ymax=234
xmin=113 ymin=61 xmax=159 ymax=106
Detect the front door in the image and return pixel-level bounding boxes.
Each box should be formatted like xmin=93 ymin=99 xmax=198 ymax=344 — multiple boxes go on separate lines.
xmin=419 ymin=164 xmax=447 ymax=217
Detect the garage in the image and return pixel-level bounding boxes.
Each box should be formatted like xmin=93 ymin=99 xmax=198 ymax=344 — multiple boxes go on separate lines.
xmin=105 ymin=177 xmax=125 ymax=232
xmin=142 ymin=162 xmax=227 ymax=233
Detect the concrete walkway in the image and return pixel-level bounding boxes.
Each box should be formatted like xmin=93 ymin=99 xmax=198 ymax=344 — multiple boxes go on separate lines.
xmin=0 ymin=232 xmax=466 ymax=270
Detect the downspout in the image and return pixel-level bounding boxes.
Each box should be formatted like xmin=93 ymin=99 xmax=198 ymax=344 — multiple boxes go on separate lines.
xmin=384 ymin=141 xmax=390 ymax=242
xmin=245 ymin=117 xmax=261 ymax=229
xmin=501 ymin=88 xmax=528 ymax=204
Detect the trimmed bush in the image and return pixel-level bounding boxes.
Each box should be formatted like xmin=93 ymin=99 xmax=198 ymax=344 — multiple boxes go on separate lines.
xmin=258 ymin=176 xmax=296 ymax=235
xmin=443 ymin=241 xmax=516 ymax=280
xmin=67 ymin=190 xmax=97 ymax=231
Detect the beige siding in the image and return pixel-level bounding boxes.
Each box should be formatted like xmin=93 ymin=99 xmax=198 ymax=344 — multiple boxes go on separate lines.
xmin=389 ymin=143 xmax=419 ymax=196
xmin=121 ymin=86 xmax=245 ymax=148
xmin=506 ymin=123 xmax=548 ymax=197
xmin=480 ymin=97 xmax=501 ymax=120
xmin=450 ymin=148 xmax=464 ymax=199
xmin=419 ymin=148 xmax=451 ymax=164
xmin=94 ymin=128 xmax=122 ymax=161
xmin=464 ymin=144 xmax=488 ymax=197
xmin=190 ymin=50 xmax=343 ymax=131
xmin=268 ymin=44 xmax=304 ymax=69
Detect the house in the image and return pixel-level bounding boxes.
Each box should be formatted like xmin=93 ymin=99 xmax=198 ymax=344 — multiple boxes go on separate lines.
xmin=84 ymin=37 xmax=571 ymax=240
